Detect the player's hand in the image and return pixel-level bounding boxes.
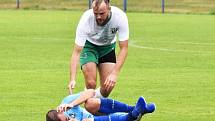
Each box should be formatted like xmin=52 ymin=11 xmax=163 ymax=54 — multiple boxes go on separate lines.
xmin=68 ymin=80 xmax=76 ymax=94
xmin=104 ymin=73 xmax=117 ymax=91
xmin=57 ymin=103 xmax=73 ymax=112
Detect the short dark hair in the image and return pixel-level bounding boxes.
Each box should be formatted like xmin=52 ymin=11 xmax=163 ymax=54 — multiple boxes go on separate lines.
xmin=46 ymin=110 xmax=61 ymax=121
xmin=92 ymin=0 xmax=110 ymax=5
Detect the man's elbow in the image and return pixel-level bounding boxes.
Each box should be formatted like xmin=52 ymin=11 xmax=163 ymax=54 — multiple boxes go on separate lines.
xmin=119 ymin=40 xmax=128 ymax=49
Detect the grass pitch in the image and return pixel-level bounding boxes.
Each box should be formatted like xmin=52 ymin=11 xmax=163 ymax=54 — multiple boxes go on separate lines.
xmin=0 ymin=10 xmax=215 ymax=121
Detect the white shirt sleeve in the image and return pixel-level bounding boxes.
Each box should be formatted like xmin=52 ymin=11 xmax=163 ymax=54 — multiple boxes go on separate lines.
xmin=75 ymin=12 xmax=89 ymax=46
xmin=118 ymin=12 xmax=129 ymax=41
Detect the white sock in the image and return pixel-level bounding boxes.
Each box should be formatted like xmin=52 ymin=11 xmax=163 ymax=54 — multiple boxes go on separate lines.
xmin=84 ymin=87 xmax=88 ymax=91
xmin=94 ymin=87 xmax=104 ymax=98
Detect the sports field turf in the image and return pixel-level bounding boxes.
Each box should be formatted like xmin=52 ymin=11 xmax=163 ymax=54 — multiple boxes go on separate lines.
xmin=0 ymin=10 xmax=215 ymax=121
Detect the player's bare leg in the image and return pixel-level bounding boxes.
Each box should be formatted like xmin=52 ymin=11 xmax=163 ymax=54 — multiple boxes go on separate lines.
xmin=82 ymin=62 xmax=97 ymax=89
xmin=98 ymin=63 xmax=115 ymax=97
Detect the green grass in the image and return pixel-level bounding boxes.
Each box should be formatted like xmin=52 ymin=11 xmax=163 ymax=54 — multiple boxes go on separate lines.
xmin=0 ymin=10 xmax=215 ymax=121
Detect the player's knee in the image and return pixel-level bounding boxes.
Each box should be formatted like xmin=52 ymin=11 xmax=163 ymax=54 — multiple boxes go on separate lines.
xmin=86 ymin=80 xmax=96 ymax=89
xmin=85 ymin=98 xmax=100 ymax=114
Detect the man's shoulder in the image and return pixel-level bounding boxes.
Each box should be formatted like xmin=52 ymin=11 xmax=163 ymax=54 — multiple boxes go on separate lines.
xmin=83 ymin=8 xmax=93 ymax=13
xmin=82 ymin=9 xmax=94 ymax=18
xmin=111 ymin=6 xmax=127 ymax=23
xmin=111 ymin=6 xmax=125 ymax=14
xmin=111 ymin=6 xmax=127 ymax=18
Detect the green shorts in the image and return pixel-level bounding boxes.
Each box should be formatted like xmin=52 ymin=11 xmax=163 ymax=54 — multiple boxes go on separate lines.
xmin=80 ymin=41 xmax=116 ymax=67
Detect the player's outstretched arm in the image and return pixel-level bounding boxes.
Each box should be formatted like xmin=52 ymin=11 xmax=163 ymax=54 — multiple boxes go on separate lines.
xmin=104 ymin=40 xmax=128 ymax=91
xmin=71 ymin=89 xmax=95 ymax=107
xmin=57 ymin=89 xmax=95 ymax=112
xmin=68 ymin=44 xmax=83 ymax=94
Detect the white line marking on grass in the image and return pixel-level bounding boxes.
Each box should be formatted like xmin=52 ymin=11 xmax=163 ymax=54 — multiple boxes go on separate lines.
xmin=176 ymin=41 xmax=215 ymax=46
xmin=1 ymin=36 xmax=214 ymax=54
xmin=132 ymin=38 xmax=215 ymax=46
xmin=31 ymin=37 xmax=72 ymax=41
xmin=0 ymin=36 xmax=72 ymax=41
xmin=129 ymin=41 xmax=215 ymax=54
xmin=1 ymin=36 xmax=215 ymax=46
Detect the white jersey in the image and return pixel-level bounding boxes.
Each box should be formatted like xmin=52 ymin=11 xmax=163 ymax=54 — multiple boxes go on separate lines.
xmin=75 ymin=6 xmax=129 ymax=46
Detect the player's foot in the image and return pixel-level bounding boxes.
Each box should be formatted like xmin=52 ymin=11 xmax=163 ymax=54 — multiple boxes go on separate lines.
xmin=146 ymin=103 xmax=156 ymax=113
xmin=132 ymin=97 xmax=147 ymax=118
xmin=133 ymin=103 xmax=156 ymax=121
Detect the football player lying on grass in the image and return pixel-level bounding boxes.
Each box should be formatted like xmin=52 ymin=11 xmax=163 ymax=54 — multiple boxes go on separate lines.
xmin=46 ymin=89 xmax=156 ymax=121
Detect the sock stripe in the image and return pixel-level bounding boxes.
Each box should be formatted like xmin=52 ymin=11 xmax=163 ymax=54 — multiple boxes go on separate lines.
xmin=109 ymin=116 xmax=111 ymax=121
xmin=112 ymin=100 xmax=115 ymax=109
